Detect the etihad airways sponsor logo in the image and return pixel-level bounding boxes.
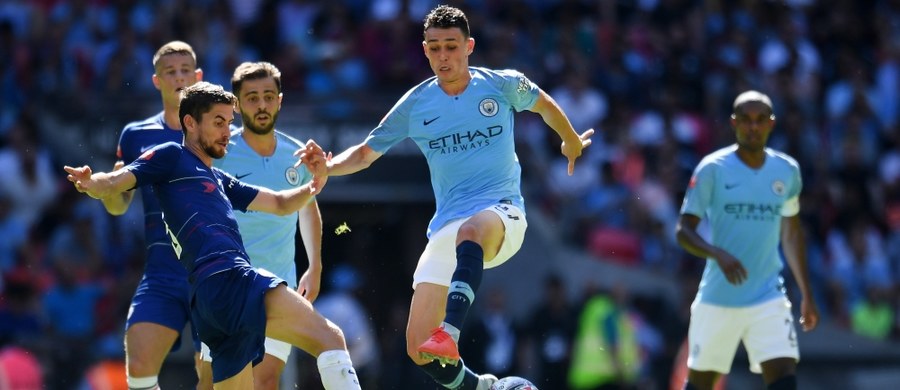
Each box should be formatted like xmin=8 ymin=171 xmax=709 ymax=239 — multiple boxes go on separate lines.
xmin=724 ymin=203 xmax=782 ymax=221
xmin=428 ymin=126 xmax=502 ymax=154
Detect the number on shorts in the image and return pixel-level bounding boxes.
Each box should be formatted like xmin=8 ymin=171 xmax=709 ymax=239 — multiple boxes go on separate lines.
xmin=493 ymin=204 xmax=519 ymax=220
xmin=786 ymin=318 xmax=797 ymax=347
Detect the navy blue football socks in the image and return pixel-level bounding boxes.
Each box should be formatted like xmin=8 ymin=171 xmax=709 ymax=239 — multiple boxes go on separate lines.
xmin=444 ymin=240 xmax=484 ymax=334
xmin=768 ymin=375 xmax=796 ymax=390
xmin=420 ymin=360 xmax=479 ymax=390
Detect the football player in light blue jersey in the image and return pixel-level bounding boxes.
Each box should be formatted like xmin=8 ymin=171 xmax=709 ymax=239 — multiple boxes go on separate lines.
xmin=300 ymin=5 xmax=594 ymax=390
xmin=675 ymin=90 xmax=819 ymax=390
xmin=209 ymin=61 xmax=323 ymax=390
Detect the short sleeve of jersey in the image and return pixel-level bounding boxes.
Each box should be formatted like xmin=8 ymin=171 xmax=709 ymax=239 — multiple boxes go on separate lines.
xmin=215 ymin=168 xmax=261 ymax=212
xmin=127 ymin=142 xmax=180 ymax=188
xmin=497 ymin=69 xmax=539 ymax=112
xmin=116 ymin=123 xmax=132 ymax=161
xmin=680 ymin=161 xmax=716 ymax=218
xmin=782 ymin=162 xmax=802 ymax=217
xmin=364 ymin=89 xmax=416 ymax=154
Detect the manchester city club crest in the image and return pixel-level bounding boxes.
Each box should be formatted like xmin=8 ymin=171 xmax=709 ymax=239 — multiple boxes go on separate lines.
xmin=285 ymin=167 xmax=300 ymax=185
xmin=771 ymin=180 xmax=785 ymax=196
xmin=479 ymin=98 xmax=499 ymax=117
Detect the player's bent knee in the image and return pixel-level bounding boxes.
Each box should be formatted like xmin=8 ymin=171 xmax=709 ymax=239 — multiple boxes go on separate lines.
xmin=324 ymin=320 xmax=347 ymax=347
xmin=456 ymin=223 xmax=480 ymax=242
xmin=126 ymin=354 xmax=159 ymax=376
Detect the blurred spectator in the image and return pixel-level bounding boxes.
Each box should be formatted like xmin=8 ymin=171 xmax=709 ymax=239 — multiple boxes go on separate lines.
xmin=0 ymin=114 xmax=58 ymax=228
xmin=0 ymin=192 xmax=27 ymax=273
xmin=0 ymin=272 xmax=42 ymax=347
xmin=315 ymin=264 xmax=381 ymax=388
xmin=459 ymin=287 xmax=520 ymax=380
xmin=0 ymin=345 xmax=43 ymax=390
xmin=825 ymin=215 xmax=892 ymax=321
xmin=569 ymin=284 xmax=643 ymax=390
xmin=45 ymin=196 xmax=105 ymax=278
xmin=78 ymin=334 xmax=127 ymax=390
xmin=851 ymin=285 xmax=895 ymax=340
xmin=42 ymin=261 xmax=105 ymax=390
xmin=522 ymin=273 xmax=577 ymax=390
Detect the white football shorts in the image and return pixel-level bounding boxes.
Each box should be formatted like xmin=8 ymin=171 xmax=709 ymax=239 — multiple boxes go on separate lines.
xmin=200 ymin=337 xmax=292 ymax=364
xmin=412 ymin=202 xmax=527 ymax=289
xmin=687 ymin=296 xmax=799 ymax=374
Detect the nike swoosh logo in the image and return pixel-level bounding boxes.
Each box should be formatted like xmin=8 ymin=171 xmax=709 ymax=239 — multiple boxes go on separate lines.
xmin=235 ymin=173 xmax=252 ymax=180
xmin=424 ymin=116 xmax=440 ymax=126
xmin=140 ymin=145 xmax=157 ymax=153
xmin=195 ymin=166 xmax=206 ymax=172
xmin=725 ymin=183 xmax=739 ymax=189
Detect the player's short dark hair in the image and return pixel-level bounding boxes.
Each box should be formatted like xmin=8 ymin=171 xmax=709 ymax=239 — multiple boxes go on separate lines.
xmin=152 ymin=41 xmax=197 ymax=72
xmin=231 ymin=62 xmax=282 ymax=96
xmin=178 ymin=82 xmax=236 ymax=130
xmin=423 ymin=5 xmax=470 ymax=39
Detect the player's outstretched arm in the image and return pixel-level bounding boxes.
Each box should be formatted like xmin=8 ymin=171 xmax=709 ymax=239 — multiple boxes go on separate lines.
xmin=250 ymin=142 xmax=327 ymax=216
xmin=64 ymin=165 xmax=137 ymax=200
xmin=99 ymin=160 xmax=136 ymax=215
xmin=297 ymin=140 xmax=384 ymax=177
xmin=528 ymin=89 xmax=594 ymax=176
xmin=676 ymin=213 xmax=748 ymax=285
xmin=247 ymin=181 xmax=321 ymax=217
xmin=781 ymin=214 xmax=819 ymax=331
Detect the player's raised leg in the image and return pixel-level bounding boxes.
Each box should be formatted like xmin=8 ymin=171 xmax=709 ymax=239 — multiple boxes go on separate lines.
xmin=418 ymin=210 xmax=506 ymax=365
xmin=264 ymin=284 xmax=361 ymax=389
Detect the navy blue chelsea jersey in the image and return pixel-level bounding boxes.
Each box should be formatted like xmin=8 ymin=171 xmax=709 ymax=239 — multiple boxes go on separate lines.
xmin=117 ymin=113 xmax=187 ymax=277
xmin=126 ymin=142 xmax=261 ymax=284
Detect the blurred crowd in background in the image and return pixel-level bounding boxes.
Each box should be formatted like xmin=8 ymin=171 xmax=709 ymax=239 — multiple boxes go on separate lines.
xmin=2 ymin=0 xmax=900 ymax=389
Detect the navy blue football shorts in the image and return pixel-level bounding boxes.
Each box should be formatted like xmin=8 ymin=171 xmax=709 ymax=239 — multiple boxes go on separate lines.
xmin=192 ymin=265 xmax=285 ymax=382
xmin=125 ymin=271 xmax=195 ymax=352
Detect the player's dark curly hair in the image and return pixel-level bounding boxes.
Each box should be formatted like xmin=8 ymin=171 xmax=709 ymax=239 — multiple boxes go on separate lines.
xmin=178 ymin=82 xmax=236 ymax=130
xmin=423 ymin=5 xmax=470 ymax=39
xmin=231 ymin=61 xmax=283 ymax=96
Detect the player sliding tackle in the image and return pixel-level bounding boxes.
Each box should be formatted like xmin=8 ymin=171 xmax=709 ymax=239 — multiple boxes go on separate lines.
xmin=65 ymin=82 xmax=361 ymax=390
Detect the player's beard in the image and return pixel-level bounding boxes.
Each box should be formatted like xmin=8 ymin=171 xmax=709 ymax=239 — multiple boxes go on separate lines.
xmin=243 ymin=109 xmax=278 ymax=135
xmin=201 ymin=136 xmax=226 ymax=159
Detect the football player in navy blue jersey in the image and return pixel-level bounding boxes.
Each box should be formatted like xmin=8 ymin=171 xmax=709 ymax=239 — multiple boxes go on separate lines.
xmin=98 ymin=41 xmax=207 ymax=390
xmin=66 ymin=82 xmax=361 ymax=390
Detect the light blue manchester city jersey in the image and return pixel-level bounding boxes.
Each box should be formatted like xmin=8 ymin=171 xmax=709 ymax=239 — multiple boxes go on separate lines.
xmin=213 ymin=129 xmax=312 ymax=287
xmin=365 ymin=67 xmax=539 ymax=237
xmin=680 ymin=145 xmax=802 ymax=306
